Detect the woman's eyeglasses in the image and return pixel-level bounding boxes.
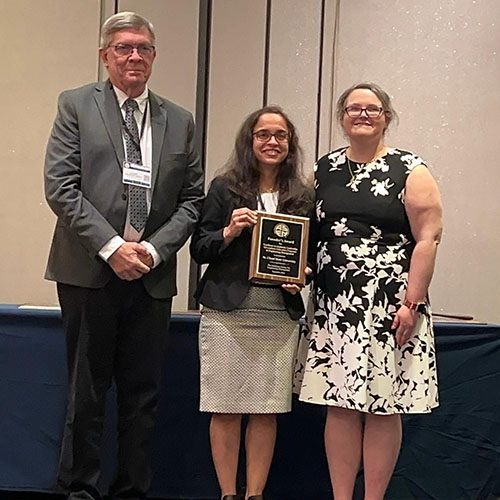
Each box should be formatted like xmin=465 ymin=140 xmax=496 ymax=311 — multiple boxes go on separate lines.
xmin=344 ymin=105 xmax=385 ymax=118
xmin=252 ymin=130 xmax=289 ymax=143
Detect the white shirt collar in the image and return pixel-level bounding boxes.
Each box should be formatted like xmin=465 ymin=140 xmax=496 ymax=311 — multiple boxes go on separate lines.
xmin=113 ymin=85 xmax=149 ymax=113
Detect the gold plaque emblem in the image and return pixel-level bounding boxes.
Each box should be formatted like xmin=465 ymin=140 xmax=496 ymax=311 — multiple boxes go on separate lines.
xmin=273 ymin=223 xmax=290 ymax=238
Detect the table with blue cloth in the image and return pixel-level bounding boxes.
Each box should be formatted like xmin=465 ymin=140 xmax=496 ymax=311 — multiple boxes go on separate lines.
xmin=0 ymin=304 xmax=499 ymax=500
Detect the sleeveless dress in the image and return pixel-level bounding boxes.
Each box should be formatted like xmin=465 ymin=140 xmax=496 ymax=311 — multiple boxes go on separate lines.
xmin=294 ymin=147 xmax=439 ymax=414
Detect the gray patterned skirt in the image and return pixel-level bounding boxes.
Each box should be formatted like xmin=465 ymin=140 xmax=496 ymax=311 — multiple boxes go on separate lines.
xmin=199 ymin=285 xmax=299 ymax=414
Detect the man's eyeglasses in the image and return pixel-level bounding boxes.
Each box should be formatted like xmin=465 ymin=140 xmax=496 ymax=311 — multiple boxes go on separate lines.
xmin=344 ymin=105 xmax=385 ymax=118
xmin=253 ymin=129 xmax=289 ymax=143
xmin=110 ymin=43 xmax=155 ymax=56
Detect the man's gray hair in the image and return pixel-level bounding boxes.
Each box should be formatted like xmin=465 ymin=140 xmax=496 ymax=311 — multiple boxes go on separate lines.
xmin=100 ymin=11 xmax=155 ymax=49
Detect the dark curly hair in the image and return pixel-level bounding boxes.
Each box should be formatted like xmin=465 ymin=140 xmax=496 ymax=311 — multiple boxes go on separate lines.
xmin=220 ymin=105 xmax=312 ymax=217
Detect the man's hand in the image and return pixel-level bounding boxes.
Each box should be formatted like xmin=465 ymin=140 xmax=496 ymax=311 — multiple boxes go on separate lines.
xmin=137 ymin=249 xmax=154 ymax=268
xmin=108 ymin=242 xmax=151 ymax=280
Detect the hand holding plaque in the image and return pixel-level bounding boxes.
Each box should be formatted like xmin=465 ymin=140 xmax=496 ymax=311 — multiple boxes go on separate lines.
xmin=249 ymin=211 xmax=310 ymax=285
xmin=223 ymin=207 xmax=258 ymax=243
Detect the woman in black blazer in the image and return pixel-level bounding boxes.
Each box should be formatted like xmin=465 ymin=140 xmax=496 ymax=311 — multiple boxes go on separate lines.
xmin=190 ymin=106 xmax=313 ymax=500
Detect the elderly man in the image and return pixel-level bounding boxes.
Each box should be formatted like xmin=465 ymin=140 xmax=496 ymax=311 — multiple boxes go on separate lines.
xmin=44 ymin=11 xmax=204 ymax=500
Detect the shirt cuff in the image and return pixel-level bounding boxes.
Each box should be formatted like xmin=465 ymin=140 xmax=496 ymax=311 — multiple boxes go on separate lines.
xmin=141 ymin=241 xmax=162 ymax=268
xmin=98 ymin=236 xmax=126 ymax=262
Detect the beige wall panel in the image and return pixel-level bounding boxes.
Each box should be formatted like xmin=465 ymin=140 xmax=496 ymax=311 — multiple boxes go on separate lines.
xmin=327 ymin=0 xmax=500 ymax=321
xmin=267 ymin=0 xmax=323 ymax=174
xmin=206 ymin=0 xmax=267 ymax=183
xmin=98 ymin=0 xmax=117 ymax=80
xmin=118 ymin=0 xmax=199 ymax=112
xmin=317 ymin=0 xmax=338 ymax=158
xmin=118 ymin=0 xmax=199 ymax=311
xmin=101 ymin=0 xmax=116 ymax=22
xmin=1 ymin=0 xmax=101 ymax=306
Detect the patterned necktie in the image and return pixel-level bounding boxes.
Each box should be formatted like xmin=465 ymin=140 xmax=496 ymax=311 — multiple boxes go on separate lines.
xmin=124 ymin=98 xmax=148 ymax=232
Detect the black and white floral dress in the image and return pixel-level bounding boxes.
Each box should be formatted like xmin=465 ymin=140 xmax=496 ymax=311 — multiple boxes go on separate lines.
xmin=294 ymin=147 xmax=439 ymax=415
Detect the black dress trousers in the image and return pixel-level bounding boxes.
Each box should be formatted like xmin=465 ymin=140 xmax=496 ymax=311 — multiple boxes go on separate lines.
xmin=56 ymin=274 xmax=172 ymax=500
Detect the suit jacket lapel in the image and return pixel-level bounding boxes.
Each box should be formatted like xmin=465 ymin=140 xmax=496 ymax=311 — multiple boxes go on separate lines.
xmin=93 ymin=80 xmax=125 ymax=168
xmin=149 ymin=91 xmax=167 ymax=190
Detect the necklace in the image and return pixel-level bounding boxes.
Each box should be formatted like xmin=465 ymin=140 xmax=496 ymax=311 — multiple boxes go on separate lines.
xmin=345 ymin=146 xmax=386 ymax=184
xmin=346 ymin=156 xmax=362 ymax=184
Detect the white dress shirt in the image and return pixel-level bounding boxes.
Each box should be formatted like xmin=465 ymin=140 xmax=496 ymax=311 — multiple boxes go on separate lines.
xmin=98 ymin=85 xmax=161 ymax=267
xmin=257 ymin=192 xmax=279 ymax=213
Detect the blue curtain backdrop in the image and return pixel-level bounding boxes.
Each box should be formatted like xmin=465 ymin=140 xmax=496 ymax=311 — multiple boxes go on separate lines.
xmin=0 ymin=305 xmax=499 ymax=499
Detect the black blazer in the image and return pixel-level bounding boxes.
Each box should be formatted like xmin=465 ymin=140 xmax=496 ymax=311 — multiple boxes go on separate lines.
xmin=190 ymin=177 xmax=312 ymax=320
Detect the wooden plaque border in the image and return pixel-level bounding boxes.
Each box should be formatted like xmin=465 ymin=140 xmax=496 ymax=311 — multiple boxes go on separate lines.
xmin=249 ymin=211 xmax=310 ymax=285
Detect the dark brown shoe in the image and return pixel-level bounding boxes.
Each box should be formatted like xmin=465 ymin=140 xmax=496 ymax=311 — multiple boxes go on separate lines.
xmin=247 ymin=496 xmax=264 ymax=500
xmin=222 ymin=496 xmax=241 ymax=500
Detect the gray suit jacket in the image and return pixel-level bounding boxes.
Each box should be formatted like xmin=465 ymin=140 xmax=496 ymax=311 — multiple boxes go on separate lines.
xmin=44 ymin=80 xmax=204 ymax=299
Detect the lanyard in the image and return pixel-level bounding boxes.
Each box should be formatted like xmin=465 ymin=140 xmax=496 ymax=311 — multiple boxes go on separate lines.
xmin=257 ymin=193 xmax=266 ymax=212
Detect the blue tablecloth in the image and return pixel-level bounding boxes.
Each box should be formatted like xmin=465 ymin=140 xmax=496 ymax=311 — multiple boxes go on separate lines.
xmin=0 ymin=304 xmax=499 ymax=499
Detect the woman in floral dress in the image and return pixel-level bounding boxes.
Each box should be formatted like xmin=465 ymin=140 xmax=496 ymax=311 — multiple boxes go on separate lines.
xmin=295 ymin=82 xmax=443 ymax=499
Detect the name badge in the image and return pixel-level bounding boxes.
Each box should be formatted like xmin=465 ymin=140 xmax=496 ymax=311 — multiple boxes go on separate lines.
xmin=122 ymin=162 xmax=152 ymax=189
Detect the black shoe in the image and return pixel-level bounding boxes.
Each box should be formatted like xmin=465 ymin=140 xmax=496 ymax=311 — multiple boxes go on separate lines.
xmin=222 ymin=496 xmax=241 ymax=500
xmin=247 ymin=496 xmax=264 ymax=500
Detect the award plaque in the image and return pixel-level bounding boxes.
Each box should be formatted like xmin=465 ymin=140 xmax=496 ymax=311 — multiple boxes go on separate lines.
xmin=249 ymin=211 xmax=310 ymax=285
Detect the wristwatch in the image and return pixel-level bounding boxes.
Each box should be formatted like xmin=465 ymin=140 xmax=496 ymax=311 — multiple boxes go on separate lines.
xmin=403 ymin=298 xmax=427 ymax=313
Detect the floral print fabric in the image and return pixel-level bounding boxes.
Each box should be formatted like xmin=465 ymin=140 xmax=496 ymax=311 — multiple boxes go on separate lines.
xmin=294 ymin=148 xmax=439 ymax=414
